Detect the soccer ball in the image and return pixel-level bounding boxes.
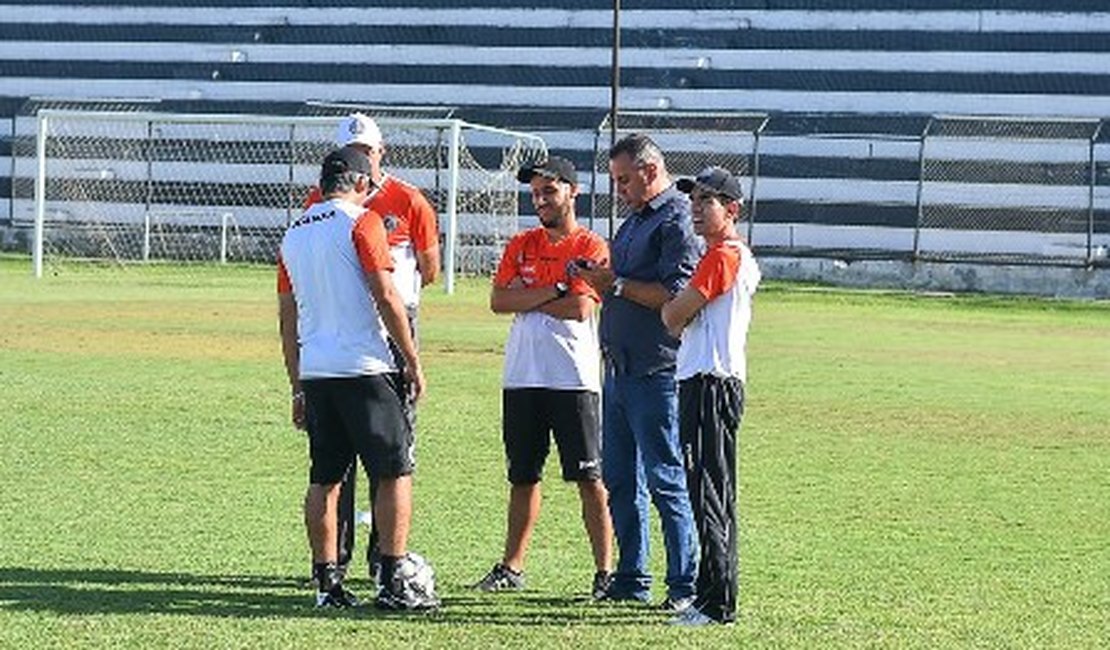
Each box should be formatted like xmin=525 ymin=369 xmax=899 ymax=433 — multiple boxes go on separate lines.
xmin=390 ymin=552 xmax=439 ymax=606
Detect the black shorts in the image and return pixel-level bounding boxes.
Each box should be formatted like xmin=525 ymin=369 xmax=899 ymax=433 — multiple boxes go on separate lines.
xmin=502 ymin=388 xmax=602 ymax=484
xmin=303 ymin=374 xmax=413 ymax=485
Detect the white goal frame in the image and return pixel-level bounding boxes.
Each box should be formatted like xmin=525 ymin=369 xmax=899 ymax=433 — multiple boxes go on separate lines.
xmin=32 ymin=109 xmax=547 ymax=293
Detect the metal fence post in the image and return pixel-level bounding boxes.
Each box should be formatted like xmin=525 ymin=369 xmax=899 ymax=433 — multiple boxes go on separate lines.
xmin=746 ymin=116 xmax=769 ymax=244
xmin=286 ymin=124 xmax=296 ymax=227
xmin=912 ymin=118 xmax=932 ymax=262
xmin=1088 ymin=121 xmax=1103 ymax=267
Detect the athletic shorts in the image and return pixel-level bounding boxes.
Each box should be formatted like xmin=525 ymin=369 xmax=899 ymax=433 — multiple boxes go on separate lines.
xmin=502 ymin=388 xmax=602 ymax=484
xmin=303 ymin=374 xmax=413 ymax=485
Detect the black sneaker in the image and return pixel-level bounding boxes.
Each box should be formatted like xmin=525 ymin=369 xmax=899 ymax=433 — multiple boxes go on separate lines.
xmin=591 ymin=571 xmax=613 ymax=600
xmin=470 ymin=563 xmax=525 ymax=592
xmin=315 ymin=584 xmax=361 ymax=609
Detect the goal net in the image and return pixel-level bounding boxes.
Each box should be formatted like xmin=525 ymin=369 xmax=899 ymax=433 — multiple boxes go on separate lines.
xmin=27 ymin=109 xmax=547 ymax=290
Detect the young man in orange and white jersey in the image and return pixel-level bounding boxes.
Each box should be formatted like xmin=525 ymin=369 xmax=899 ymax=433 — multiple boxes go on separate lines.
xmin=470 ymin=156 xmax=615 ymax=599
xmin=662 ymin=167 xmax=761 ymax=626
xmin=278 ymin=146 xmax=438 ymax=611
xmin=305 ymin=113 xmax=440 ymax=583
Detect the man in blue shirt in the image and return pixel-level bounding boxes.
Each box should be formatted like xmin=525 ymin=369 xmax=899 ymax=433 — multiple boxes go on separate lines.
xmin=579 ymin=133 xmax=701 ymax=610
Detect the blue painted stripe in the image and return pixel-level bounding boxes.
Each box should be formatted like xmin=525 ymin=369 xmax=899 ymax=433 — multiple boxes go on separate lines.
xmin=1 ymin=24 xmax=1108 ymax=52
xmin=5 ymin=60 xmax=1110 ymax=96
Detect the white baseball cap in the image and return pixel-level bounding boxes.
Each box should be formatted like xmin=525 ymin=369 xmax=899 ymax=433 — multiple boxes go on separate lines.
xmin=335 ymin=112 xmax=383 ymax=148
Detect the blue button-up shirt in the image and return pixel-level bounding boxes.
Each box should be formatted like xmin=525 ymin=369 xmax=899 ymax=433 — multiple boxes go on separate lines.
xmin=600 ymin=184 xmax=701 ymax=377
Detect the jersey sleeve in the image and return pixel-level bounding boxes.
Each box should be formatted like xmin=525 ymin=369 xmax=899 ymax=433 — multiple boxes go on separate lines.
xmin=689 ymin=245 xmax=740 ymax=302
xmin=493 ymin=233 xmax=525 ymax=287
xmin=352 ymin=210 xmax=394 ymax=274
xmin=407 ymin=189 xmax=440 ymax=252
xmin=276 ymin=254 xmax=292 ymax=294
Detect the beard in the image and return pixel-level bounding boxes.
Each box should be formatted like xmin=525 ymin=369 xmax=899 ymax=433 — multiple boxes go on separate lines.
xmin=539 ymin=209 xmax=567 ymax=229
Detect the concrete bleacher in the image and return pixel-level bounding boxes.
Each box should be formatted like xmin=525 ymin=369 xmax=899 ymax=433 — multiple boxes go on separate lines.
xmin=2 ymin=0 xmax=1109 ymax=267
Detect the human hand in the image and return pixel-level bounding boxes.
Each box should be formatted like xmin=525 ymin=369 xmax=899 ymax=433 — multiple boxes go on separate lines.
xmin=575 ymin=264 xmax=616 ymax=294
xmin=405 ymin=362 xmax=426 ymax=403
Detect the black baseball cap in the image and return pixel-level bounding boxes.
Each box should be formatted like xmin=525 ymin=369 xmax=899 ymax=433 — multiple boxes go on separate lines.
xmin=676 ymin=166 xmax=744 ymax=202
xmin=517 ymin=156 xmax=577 ymax=185
xmin=320 ymin=145 xmax=372 ymax=179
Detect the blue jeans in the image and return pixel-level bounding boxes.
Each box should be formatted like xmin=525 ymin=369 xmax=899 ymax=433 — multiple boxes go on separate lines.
xmin=602 ymin=370 xmax=698 ymax=601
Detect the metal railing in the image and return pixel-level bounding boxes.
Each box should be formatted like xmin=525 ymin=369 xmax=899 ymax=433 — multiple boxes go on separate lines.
xmin=593 ymin=111 xmax=1110 ymax=268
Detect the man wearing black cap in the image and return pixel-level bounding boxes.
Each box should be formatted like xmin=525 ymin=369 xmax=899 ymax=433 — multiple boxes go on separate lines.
xmin=471 ymin=156 xmax=615 ymax=598
xmin=662 ymin=166 xmax=761 ymax=626
xmin=277 ymin=145 xmax=438 ymax=611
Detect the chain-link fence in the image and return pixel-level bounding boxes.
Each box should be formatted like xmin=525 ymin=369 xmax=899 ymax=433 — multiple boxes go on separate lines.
xmin=591 ymin=111 xmax=768 ymax=239
xmin=593 ymin=112 xmax=1110 ymax=268
xmin=918 ymin=115 xmax=1105 ymax=265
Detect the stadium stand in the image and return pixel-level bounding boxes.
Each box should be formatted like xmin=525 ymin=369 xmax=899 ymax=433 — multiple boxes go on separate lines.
xmin=2 ymin=0 xmax=1108 ymax=265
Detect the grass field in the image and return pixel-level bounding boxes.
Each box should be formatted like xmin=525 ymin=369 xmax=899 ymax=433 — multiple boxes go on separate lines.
xmin=1 ymin=255 xmax=1108 ymax=648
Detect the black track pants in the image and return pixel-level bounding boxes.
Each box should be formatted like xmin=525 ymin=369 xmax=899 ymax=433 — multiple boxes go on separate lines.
xmin=679 ymin=374 xmax=743 ymax=624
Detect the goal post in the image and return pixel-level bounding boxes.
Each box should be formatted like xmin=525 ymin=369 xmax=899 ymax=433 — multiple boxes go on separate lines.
xmin=30 ymin=109 xmax=548 ymax=291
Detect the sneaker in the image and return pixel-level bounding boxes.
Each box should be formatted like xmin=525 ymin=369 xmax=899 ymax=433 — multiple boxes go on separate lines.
xmin=315 ymin=584 xmax=360 ymax=609
xmin=591 ymin=571 xmax=613 ymax=600
xmin=658 ymin=595 xmax=696 ymax=612
xmin=471 ymin=563 xmax=525 ymax=592
xmin=374 ymin=553 xmax=441 ymax=611
xmin=668 ymin=606 xmax=717 ymax=626
xmin=374 ymin=586 xmax=440 ymax=611
xmin=596 ymin=587 xmax=651 ymax=603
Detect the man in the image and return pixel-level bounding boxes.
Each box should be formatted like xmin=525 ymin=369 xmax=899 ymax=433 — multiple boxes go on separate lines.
xmin=306 ymin=112 xmax=441 ymax=583
xmin=662 ymin=167 xmax=761 ymax=626
xmin=278 ymin=145 xmax=438 ymax=611
xmin=578 ymin=133 xmax=701 ymax=610
xmin=472 ymin=156 xmax=615 ymax=599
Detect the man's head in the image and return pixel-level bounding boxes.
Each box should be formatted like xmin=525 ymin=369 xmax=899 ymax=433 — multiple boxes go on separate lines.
xmin=608 ymin=133 xmax=669 ymax=211
xmin=517 ymin=156 xmax=579 ymax=230
xmin=320 ymin=145 xmax=374 ymax=200
xmin=677 ymin=166 xmax=744 ymax=238
xmin=335 ymin=112 xmax=385 ymax=179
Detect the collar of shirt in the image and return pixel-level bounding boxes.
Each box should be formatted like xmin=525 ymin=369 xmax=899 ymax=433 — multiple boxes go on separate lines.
xmin=627 ymin=183 xmax=681 ymax=220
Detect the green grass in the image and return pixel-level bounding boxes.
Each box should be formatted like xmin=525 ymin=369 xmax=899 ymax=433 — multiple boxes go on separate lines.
xmin=1 ymin=254 xmax=1108 ymax=648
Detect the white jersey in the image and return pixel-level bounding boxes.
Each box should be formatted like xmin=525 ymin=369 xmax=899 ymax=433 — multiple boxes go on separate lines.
xmin=502 ymin=312 xmax=602 ymax=392
xmin=278 ymin=198 xmax=396 ymax=379
xmin=493 ymin=225 xmax=609 ymax=393
xmin=676 ymin=239 xmax=761 ymax=382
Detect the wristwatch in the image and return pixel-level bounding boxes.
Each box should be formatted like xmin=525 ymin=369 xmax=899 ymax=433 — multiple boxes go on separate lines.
xmin=612 ymin=277 xmax=626 ymax=297
xmin=554 ymin=281 xmax=569 ymax=298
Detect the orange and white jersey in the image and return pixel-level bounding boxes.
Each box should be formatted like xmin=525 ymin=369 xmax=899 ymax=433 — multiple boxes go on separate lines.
xmin=304 ymin=175 xmax=439 ymax=307
xmin=676 ymin=239 xmax=761 ymax=382
xmin=277 ymin=198 xmax=396 ymax=379
xmin=493 ymin=226 xmax=609 ymax=392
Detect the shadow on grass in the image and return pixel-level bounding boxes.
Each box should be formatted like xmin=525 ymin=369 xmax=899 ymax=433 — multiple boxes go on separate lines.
xmin=0 ymin=566 xmax=663 ymax=626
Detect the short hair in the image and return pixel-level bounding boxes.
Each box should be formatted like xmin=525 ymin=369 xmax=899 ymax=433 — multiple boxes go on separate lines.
xmin=608 ymin=133 xmax=665 ymax=167
xmin=320 ymin=170 xmax=365 ymax=196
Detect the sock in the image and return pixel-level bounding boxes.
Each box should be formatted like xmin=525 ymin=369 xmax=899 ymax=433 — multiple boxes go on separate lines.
xmin=379 ymin=554 xmax=402 ymax=586
xmin=313 ymin=561 xmax=341 ymax=592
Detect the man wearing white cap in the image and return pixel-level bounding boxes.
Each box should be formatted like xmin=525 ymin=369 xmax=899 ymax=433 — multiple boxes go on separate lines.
xmin=304 ymin=113 xmax=440 ymax=585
